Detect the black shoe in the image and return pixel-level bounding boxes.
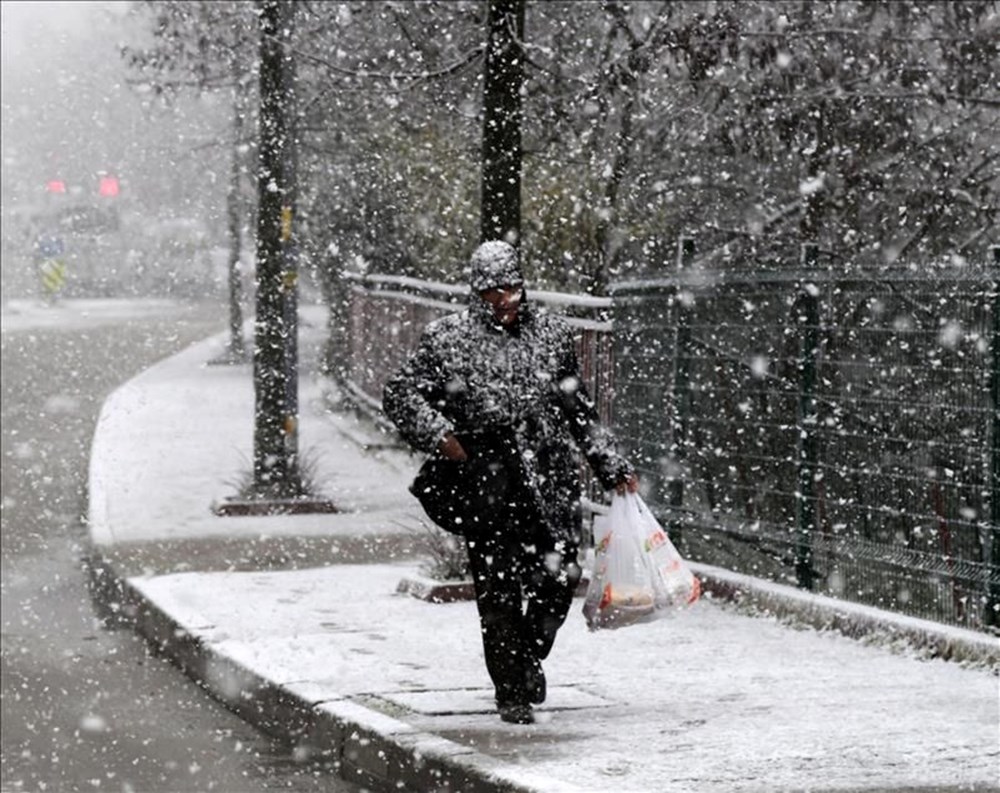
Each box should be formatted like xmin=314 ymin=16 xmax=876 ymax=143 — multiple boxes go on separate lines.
xmin=498 ymin=703 xmax=534 ymax=724
xmin=527 ymin=663 xmax=546 ymax=704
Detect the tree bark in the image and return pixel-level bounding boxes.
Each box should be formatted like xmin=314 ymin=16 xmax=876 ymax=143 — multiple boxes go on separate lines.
xmin=480 ymin=0 xmax=524 ymax=246
xmin=253 ymin=0 xmax=301 ymax=498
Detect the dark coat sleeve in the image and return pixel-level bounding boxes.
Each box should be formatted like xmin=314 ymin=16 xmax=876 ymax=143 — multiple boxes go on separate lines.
xmin=550 ymin=324 xmax=634 ymax=490
xmin=382 ymin=325 xmax=454 ymax=454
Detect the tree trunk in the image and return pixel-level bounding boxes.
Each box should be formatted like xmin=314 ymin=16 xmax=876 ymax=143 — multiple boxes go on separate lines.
xmin=225 ymin=76 xmax=248 ymax=360
xmin=593 ymin=71 xmax=637 ymax=294
xmin=252 ymin=0 xmax=301 ymax=498
xmin=480 ymin=0 xmax=524 ymax=246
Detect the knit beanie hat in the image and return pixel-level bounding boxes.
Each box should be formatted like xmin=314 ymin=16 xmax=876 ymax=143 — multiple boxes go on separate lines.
xmin=469 ymin=241 xmax=523 ymax=292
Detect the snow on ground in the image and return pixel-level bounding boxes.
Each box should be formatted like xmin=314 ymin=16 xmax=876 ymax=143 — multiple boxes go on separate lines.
xmin=87 ymin=305 xmax=420 ymax=546
xmin=134 ymin=563 xmax=999 ymax=793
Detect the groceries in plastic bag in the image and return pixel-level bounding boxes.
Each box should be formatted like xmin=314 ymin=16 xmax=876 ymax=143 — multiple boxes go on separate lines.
xmin=583 ymin=492 xmax=700 ymax=631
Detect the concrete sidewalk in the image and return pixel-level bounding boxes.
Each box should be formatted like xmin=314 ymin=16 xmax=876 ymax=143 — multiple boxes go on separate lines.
xmin=86 ymin=306 xmax=999 ymax=793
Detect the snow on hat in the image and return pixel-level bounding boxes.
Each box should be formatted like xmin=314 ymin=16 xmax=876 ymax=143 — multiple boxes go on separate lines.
xmin=469 ymin=240 xmax=523 ymax=292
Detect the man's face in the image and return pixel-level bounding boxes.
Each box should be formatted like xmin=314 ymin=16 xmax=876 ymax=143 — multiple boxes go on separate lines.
xmin=480 ymin=284 xmax=523 ymax=326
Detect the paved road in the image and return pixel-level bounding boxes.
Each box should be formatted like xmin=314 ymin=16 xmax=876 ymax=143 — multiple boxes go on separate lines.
xmin=1 ymin=299 xmax=360 ymax=792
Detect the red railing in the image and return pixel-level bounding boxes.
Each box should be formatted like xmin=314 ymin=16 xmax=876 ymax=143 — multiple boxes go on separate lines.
xmin=341 ymin=273 xmax=615 ymax=425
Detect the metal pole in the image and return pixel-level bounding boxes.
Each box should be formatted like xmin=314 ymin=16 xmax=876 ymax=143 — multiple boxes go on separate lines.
xmin=796 ymin=243 xmax=820 ymax=590
xmin=668 ymin=237 xmax=695 ymax=546
xmin=986 ymin=246 xmax=1000 ymax=626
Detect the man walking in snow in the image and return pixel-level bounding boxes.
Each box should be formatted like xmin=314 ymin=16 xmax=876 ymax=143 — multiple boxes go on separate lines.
xmin=383 ymin=240 xmax=637 ymax=725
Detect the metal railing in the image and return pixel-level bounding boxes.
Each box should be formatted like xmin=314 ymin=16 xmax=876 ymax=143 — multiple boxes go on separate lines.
xmin=333 ymin=246 xmax=999 ymax=632
xmin=338 ymin=272 xmax=615 ymax=426
xmin=612 ymin=243 xmax=999 ymax=631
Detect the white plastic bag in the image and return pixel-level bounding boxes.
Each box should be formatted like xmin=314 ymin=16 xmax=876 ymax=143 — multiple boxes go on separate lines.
xmin=583 ymin=492 xmax=700 ymax=631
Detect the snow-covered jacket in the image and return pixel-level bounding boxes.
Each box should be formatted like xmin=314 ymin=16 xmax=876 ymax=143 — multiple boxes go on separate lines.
xmin=383 ymin=291 xmax=633 ymax=545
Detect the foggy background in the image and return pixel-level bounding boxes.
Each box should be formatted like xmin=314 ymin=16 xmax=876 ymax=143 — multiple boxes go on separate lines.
xmin=1 ymin=0 xmax=232 ymax=299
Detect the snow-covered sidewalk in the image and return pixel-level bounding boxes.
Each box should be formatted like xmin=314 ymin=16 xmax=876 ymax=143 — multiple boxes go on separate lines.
xmin=87 ymin=304 xmax=999 ymax=793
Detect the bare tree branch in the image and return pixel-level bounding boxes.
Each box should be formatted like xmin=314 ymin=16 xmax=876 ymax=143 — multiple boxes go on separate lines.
xmin=287 ymin=37 xmax=485 ymax=84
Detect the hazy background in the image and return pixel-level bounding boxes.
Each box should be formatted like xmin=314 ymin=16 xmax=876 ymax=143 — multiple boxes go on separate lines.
xmin=2 ymin=0 xmax=232 ymax=298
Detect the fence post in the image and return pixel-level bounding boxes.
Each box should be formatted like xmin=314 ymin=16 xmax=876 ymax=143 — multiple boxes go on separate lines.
xmin=987 ymin=246 xmax=1000 ymax=627
xmin=667 ymin=237 xmax=695 ymax=545
xmin=795 ymin=243 xmax=820 ymax=591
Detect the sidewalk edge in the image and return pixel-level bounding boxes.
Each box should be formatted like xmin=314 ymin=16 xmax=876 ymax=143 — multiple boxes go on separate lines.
xmin=86 ymin=549 xmax=585 ymax=793
xmin=691 ymin=562 xmax=999 ymax=671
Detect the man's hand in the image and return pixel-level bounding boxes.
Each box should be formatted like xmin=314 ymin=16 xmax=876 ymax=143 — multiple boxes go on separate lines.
xmin=615 ymin=473 xmax=640 ymax=495
xmin=438 ymin=432 xmax=468 ymax=462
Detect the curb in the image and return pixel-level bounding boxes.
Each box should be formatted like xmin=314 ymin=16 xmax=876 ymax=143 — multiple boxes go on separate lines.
xmin=396 ymin=574 xmax=591 ymax=604
xmin=86 ymin=549 xmax=586 ymax=793
xmin=396 ymin=574 xmax=477 ymax=603
xmin=692 ymin=562 xmax=1000 ymax=671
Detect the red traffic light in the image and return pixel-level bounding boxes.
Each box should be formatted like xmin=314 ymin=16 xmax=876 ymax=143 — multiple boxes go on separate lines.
xmin=46 ymin=179 xmax=66 ymax=193
xmin=99 ymin=176 xmax=120 ymax=197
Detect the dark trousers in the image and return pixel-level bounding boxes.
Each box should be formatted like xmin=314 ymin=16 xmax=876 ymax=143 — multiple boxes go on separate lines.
xmin=450 ymin=430 xmax=581 ymax=706
xmin=465 ymin=510 xmax=581 ymax=707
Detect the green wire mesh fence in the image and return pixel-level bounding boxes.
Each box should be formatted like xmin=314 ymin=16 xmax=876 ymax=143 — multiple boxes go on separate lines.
xmin=612 ymin=243 xmax=999 ymax=631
